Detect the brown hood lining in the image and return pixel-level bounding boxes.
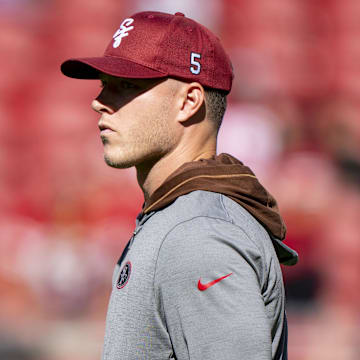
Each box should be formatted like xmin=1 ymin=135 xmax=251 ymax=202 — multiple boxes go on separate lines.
xmin=141 ymin=153 xmax=298 ymax=265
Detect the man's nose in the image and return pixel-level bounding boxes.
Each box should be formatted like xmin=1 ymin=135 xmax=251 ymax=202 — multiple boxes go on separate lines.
xmin=91 ymin=99 xmax=114 ymax=114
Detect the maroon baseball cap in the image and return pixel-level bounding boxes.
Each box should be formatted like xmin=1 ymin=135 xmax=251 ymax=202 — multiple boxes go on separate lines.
xmin=61 ymin=11 xmax=234 ymax=93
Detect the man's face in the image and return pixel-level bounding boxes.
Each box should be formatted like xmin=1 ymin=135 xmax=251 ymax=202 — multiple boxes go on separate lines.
xmin=92 ymin=74 xmax=181 ymax=169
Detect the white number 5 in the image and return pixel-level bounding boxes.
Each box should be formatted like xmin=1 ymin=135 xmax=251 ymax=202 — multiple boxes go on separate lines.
xmin=190 ymin=52 xmax=201 ymax=75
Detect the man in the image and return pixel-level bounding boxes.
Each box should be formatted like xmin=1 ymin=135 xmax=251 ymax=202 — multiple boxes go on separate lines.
xmin=61 ymin=11 xmax=298 ymax=360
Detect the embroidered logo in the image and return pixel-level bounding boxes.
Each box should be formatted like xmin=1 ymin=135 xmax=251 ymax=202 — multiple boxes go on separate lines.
xmin=198 ymin=272 xmax=233 ymax=291
xmin=112 ymin=18 xmax=134 ymax=48
xmin=117 ymin=261 xmax=132 ymax=289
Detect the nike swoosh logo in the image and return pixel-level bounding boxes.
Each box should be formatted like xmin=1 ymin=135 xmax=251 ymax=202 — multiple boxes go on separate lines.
xmin=198 ymin=272 xmax=233 ymax=291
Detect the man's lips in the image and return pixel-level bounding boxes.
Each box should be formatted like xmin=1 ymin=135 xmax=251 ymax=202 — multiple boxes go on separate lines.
xmin=98 ymin=122 xmax=115 ymax=135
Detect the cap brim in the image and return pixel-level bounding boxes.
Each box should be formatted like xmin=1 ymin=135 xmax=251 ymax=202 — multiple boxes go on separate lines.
xmin=60 ymin=56 xmax=168 ymax=80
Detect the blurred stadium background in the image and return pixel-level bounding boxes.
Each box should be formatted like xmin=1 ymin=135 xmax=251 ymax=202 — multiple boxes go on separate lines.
xmin=1 ymin=0 xmax=360 ymax=359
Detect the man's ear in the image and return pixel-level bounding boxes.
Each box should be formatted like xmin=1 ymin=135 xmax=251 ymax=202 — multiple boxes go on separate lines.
xmin=177 ymin=82 xmax=205 ymax=123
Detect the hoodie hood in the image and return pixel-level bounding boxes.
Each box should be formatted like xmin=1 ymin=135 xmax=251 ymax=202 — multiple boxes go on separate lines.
xmin=143 ymin=153 xmax=298 ymax=266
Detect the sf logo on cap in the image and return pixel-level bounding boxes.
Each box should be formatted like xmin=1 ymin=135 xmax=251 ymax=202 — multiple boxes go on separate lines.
xmin=113 ymin=18 xmax=134 ymax=48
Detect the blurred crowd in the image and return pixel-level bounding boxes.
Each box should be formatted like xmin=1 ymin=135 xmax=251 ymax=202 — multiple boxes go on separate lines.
xmin=1 ymin=0 xmax=360 ymax=359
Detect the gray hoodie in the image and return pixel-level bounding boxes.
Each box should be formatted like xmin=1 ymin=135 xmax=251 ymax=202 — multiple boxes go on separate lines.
xmin=102 ymin=153 xmax=298 ymax=360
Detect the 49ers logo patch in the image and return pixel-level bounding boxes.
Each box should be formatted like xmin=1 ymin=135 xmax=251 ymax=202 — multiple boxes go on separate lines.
xmin=117 ymin=261 xmax=132 ymax=289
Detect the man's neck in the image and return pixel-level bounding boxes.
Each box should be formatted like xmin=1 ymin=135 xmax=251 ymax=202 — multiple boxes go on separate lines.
xmin=136 ymin=148 xmax=216 ymax=204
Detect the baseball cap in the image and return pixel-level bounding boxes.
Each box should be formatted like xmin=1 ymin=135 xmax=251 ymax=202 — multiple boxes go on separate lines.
xmin=60 ymin=11 xmax=233 ymax=93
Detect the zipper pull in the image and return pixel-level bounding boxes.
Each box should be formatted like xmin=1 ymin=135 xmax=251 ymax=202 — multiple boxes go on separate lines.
xmin=116 ymin=227 xmax=140 ymax=266
xmin=116 ymin=236 xmax=132 ymax=266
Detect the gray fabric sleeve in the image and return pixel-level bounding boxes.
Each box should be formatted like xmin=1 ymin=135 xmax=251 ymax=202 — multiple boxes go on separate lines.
xmin=154 ymin=216 xmax=272 ymax=360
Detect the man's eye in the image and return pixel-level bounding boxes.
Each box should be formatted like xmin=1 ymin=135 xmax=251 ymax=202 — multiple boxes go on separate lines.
xmin=99 ymin=79 xmax=138 ymax=90
xmin=121 ymin=81 xmax=137 ymax=89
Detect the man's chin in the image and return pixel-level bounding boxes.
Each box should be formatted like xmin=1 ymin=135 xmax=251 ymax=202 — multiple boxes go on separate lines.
xmin=104 ymin=155 xmax=134 ymax=169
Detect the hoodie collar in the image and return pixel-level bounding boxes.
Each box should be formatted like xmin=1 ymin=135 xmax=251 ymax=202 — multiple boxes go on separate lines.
xmin=144 ymin=153 xmax=286 ymax=238
xmin=142 ymin=153 xmax=298 ymax=265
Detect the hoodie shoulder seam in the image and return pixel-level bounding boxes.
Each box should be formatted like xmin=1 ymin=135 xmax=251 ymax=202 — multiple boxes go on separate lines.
xmin=219 ymin=194 xmax=233 ymax=223
xmin=218 ymin=195 xmax=267 ymax=256
xmin=155 ymin=215 xmax=264 ymax=270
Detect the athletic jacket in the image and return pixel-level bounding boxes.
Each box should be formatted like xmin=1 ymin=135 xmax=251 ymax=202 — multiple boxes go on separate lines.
xmin=101 ymin=153 xmax=298 ymax=360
